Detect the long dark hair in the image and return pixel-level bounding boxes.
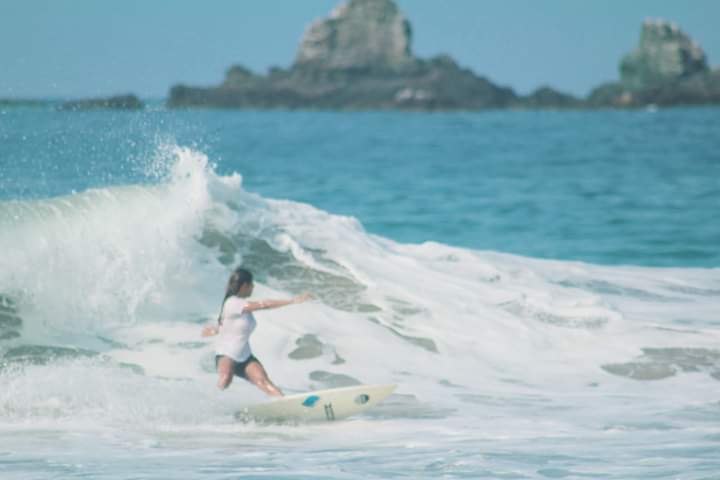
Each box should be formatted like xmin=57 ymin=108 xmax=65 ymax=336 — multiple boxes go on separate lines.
xmin=217 ymin=267 xmax=253 ymax=325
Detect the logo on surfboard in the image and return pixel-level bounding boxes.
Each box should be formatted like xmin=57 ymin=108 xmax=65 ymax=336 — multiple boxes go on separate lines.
xmin=302 ymin=395 xmax=320 ymax=407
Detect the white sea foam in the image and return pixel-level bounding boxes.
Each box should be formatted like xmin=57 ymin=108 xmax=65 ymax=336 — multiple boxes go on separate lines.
xmin=1 ymin=143 xmax=719 ymax=477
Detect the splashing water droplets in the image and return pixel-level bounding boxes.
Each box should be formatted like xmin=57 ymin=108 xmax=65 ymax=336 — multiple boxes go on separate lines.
xmin=0 ymin=143 xmax=227 ymax=343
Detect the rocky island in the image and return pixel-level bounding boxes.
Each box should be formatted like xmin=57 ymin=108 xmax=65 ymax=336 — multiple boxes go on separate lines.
xmin=168 ymin=0 xmax=719 ymax=110
xmin=168 ymin=0 xmax=526 ymax=110
xmin=0 ymin=99 xmax=52 ymax=108
xmin=589 ymin=18 xmax=720 ymax=107
xmin=58 ymin=94 xmax=144 ymax=111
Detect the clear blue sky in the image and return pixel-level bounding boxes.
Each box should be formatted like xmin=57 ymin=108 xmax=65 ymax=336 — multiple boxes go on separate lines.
xmin=2 ymin=0 xmax=718 ymax=99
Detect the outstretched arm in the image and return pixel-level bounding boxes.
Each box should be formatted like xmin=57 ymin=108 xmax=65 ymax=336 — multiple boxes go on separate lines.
xmin=200 ymin=293 xmax=312 ymax=337
xmin=244 ymin=293 xmax=313 ymax=313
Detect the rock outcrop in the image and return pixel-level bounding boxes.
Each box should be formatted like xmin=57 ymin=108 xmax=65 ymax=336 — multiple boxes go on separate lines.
xmin=295 ymin=0 xmax=414 ymax=72
xmin=168 ymin=0 xmax=520 ymax=111
xmin=521 ymin=86 xmax=582 ymax=108
xmin=0 ymin=99 xmax=51 ymax=107
xmin=58 ymin=94 xmax=144 ymax=111
xmin=620 ymin=19 xmax=708 ymax=90
xmin=168 ymin=5 xmax=720 ymax=111
xmin=589 ymin=19 xmax=720 ymax=107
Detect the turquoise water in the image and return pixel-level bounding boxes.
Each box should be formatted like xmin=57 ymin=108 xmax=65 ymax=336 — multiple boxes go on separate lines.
xmin=1 ymin=106 xmax=719 ymax=479
xmin=3 ymin=106 xmax=719 ymax=266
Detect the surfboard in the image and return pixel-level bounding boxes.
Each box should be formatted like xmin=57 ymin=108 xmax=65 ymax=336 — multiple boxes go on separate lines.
xmin=237 ymin=384 xmax=397 ymax=423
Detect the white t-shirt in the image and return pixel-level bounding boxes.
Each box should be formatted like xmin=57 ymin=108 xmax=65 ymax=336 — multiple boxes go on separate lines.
xmin=215 ymin=296 xmax=257 ymax=362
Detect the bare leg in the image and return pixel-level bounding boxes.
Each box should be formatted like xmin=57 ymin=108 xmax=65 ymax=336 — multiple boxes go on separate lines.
xmin=244 ymin=361 xmax=283 ymax=397
xmin=217 ymin=356 xmax=235 ymax=390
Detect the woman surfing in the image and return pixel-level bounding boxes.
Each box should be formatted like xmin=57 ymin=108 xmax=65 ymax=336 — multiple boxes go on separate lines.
xmin=202 ymin=267 xmax=312 ymax=396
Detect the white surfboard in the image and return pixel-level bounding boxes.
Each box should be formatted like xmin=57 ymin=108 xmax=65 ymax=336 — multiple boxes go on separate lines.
xmin=237 ymin=384 xmax=397 ymax=423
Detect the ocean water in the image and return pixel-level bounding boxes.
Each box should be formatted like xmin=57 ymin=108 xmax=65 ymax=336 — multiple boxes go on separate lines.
xmin=0 ymin=105 xmax=719 ymax=479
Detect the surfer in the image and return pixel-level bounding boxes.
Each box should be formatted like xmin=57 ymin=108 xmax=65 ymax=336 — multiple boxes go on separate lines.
xmin=201 ymin=267 xmax=312 ymax=396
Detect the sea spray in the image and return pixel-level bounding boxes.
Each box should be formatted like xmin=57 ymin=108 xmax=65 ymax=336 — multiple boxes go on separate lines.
xmin=0 ymin=145 xmax=223 ymax=343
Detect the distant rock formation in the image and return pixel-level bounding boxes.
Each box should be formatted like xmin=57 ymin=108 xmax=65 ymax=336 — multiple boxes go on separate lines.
xmin=620 ymin=19 xmax=708 ymax=90
xmin=168 ymin=4 xmax=719 ymax=111
xmin=58 ymin=94 xmax=144 ymax=111
xmin=589 ymin=19 xmax=719 ymax=107
xmin=295 ymin=0 xmax=414 ymax=72
xmin=521 ymin=86 xmax=583 ymax=109
xmin=0 ymin=98 xmax=51 ymax=107
xmin=168 ymin=0 xmax=524 ymax=110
